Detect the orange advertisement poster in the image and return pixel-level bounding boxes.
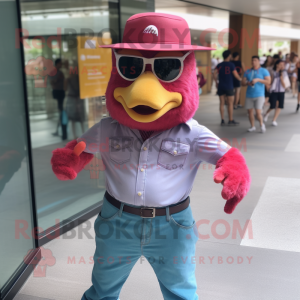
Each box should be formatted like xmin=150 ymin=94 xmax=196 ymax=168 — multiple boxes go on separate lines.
xmin=77 ymin=36 xmax=112 ymax=99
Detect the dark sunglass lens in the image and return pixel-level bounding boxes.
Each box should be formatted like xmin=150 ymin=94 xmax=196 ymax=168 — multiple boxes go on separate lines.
xmin=154 ymin=59 xmax=181 ymax=81
xmin=118 ymin=56 xmax=143 ymax=79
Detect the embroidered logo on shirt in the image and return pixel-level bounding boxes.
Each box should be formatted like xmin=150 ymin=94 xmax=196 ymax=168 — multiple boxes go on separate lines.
xmin=143 ymin=25 xmax=158 ymax=36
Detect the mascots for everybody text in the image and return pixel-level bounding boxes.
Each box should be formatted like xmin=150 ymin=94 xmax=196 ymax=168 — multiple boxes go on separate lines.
xmin=51 ymin=13 xmax=251 ymax=300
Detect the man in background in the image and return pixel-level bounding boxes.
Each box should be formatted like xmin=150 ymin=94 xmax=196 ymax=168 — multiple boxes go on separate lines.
xmin=242 ymin=56 xmax=271 ymax=133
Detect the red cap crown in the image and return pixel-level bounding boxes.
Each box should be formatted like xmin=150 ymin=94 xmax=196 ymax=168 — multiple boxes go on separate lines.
xmin=101 ymin=12 xmax=214 ymax=51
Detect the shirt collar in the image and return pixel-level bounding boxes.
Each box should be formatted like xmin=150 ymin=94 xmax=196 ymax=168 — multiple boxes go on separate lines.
xmin=111 ymin=117 xmax=194 ymax=130
xmin=184 ymin=118 xmax=194 ymax=130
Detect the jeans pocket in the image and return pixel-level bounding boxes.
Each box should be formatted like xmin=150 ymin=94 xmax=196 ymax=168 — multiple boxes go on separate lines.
xmin=158 ymin=139 xmax=190 ymax=170
xmin=170 ymin=205 xmax=195 ymax=229
xmin=95 ymin=199 xmax=119 ymax=240
xmin=98 ymin=198 xmax=120 ymax=221
xmin=109 ymin=136 xmax=133 ymax=165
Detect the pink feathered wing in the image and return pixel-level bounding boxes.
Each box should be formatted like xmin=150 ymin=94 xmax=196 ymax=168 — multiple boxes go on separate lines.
xmin=51 ymin=140 xmax=94 ymax=180
xmin=213 ymin=148 xmax=251 ymax=214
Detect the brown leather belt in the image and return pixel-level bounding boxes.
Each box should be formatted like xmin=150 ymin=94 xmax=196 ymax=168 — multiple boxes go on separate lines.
xmin=104 ymin=191 xmax=190 ymax=218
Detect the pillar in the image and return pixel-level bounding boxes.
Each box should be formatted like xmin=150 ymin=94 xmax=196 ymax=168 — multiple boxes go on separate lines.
xmin=229 ymin=13 xmax=260 ymax=105
xmin=195 ymin=50 xmax=212 ymax=95
xmin=291 ymin=41 xmax=300 ymax=56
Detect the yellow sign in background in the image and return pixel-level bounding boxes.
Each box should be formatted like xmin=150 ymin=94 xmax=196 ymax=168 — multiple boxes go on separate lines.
xmin=77 ymin=36 xmax=112 ymax=99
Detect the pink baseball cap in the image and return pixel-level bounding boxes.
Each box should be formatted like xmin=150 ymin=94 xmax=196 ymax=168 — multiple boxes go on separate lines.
xmin=100 ymin=12 xmax=214 ymax=51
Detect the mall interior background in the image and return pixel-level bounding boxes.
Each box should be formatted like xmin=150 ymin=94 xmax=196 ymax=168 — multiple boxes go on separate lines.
xmin=1 ymin=0 xmax=300 ymax=299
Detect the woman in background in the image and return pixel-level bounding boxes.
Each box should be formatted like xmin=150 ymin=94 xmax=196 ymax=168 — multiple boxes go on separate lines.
xmin=288 ymin=54 xmax=298 ymax=97
xmin=262 ymin=55 xmax=274 ymax=106
xmin=264 ymin=60 xmax=288 ymax=126
xmin=296 ymin=59 xmax=300 ymax=112
xmin=232 ymin=52 xmax=245 ymax=109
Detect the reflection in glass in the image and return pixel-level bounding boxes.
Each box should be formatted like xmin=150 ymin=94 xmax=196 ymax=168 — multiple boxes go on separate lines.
xmin=20 ymin=0 xmax=117 ymax=231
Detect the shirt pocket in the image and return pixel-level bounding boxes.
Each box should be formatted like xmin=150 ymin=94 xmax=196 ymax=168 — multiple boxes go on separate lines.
xmin=109 ymin=136 xmax=133 ymax=164
xmin=158 ymin=139 xmax=190 ymax=170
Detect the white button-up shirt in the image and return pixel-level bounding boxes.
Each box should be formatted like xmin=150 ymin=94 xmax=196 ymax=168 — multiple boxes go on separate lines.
xmin=78 ymin=117 xmax=230 ymax=207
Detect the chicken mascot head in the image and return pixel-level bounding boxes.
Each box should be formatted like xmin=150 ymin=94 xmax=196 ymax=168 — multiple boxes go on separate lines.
xmin=51 ymin=12 xmax=251 ymax=300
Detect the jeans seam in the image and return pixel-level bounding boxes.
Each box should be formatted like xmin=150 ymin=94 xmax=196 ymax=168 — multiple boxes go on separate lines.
xmin=141 ymin=219 xmax=152 ymax=246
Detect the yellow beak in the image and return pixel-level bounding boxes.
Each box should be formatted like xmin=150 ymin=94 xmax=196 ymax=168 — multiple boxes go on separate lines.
xmin=113 ymin=72 xmax=182 ymax=123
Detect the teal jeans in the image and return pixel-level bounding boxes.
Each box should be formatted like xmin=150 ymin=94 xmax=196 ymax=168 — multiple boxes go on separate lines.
xmin=82 ymin=196 xmax=199 ymax=300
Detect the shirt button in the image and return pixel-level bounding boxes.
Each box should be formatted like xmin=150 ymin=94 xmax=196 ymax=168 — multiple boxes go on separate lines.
xmin=143 ymin=147 xmax=147 ymax=151
xmin=137 ymin=192 xmax=142 ymax=196
xmin=140 ymin=168 xmax=144 ymax=172
xmin=173 ymin=150 xmax=177 ymax=155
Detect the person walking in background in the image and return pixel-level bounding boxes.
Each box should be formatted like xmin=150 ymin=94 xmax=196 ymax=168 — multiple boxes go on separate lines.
xmin=264 ymin=60 xmax=288 ymax=126
xmin=196 ymin=69 xmax=207 ymax=96
xmin=242 ymin=56 xmax=271 ymax=133
xmin=211 ymin=55 xmax=218 ymax=70
xmin=262 ymin=55 xmax=274 ymax=106
xmin=273 ymin=54 xmax=280 ymax=66
xmin=211 ymin=55 xmax=218 ymax=91
xmin=65 ymin=66 xmax=85 ymax=139
xmin=285 ymin=53 xmax=290 ymax=65
xmin=284 ymin=54 xmax=291 ymax=93
xmin=262 ymin=55 xmax=273 ymax=71
xmin=231 ymin=52 xmax=245 ymax=109
xmin=288 ymin=54 xmax=298 ymax=97
xmin=213 ymin=50 xmax=242 ymax=126
xmin=260 ymin=54 xmax=267 ymax=65
xmin=50 ymin=58 xmax=65 ymax=137
xmin=296 ymin=59 xmax=300 ymax=112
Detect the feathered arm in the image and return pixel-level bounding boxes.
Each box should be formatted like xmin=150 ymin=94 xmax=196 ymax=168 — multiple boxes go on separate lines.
xmin=213 ymin=148 xmax=251 ymax=214
xmin=51 ymin=140 xmax=93 ymax=180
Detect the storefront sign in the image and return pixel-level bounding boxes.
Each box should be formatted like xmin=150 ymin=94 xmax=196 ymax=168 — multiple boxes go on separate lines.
xmin=77 ymin=36 xmax=112 ymax=98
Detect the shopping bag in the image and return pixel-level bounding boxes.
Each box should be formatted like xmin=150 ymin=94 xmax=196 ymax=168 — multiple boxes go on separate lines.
xmin=283 ymin=75 xmax=291 ymax=89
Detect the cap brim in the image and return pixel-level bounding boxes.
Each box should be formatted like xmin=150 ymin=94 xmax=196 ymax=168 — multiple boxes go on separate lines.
xmin=100 ymin=43 xmax=215 ymax=51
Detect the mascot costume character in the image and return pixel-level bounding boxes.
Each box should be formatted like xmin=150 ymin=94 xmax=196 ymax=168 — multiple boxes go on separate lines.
xmin=51 ymin=13 xmax=251 ymax=300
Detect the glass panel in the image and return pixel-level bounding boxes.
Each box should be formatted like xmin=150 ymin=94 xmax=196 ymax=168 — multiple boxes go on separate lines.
xmin=0 ymin=0 xmax=35 ymax=290
xmin=19 ymin=0 xmax=119 ymax=231
xmin=119 ymin=0 xmax=155 ymax=39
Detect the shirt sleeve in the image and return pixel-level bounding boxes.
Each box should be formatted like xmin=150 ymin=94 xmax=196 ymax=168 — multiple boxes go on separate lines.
xmin=77 ymin=120 xmax=102 ymax=154
xmin=230 ymin=62 xmax=236 ymax=72
xmin=196 ymin=126 xmax=231 ymax=165
xmin=263 ymin=68 xmax=270 ymax=77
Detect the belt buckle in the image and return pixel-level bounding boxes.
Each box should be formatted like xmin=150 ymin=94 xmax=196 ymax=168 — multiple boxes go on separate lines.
xmin=141 ymin=208 xmax=156 ymax=218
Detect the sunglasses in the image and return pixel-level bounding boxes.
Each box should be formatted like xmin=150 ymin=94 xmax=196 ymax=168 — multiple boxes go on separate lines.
xmin=113 ymin=49 xmax=191 ymax=83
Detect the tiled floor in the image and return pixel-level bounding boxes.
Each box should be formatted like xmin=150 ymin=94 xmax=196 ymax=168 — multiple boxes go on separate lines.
xmin=15 ymin=90 xmax=300 ymax=300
